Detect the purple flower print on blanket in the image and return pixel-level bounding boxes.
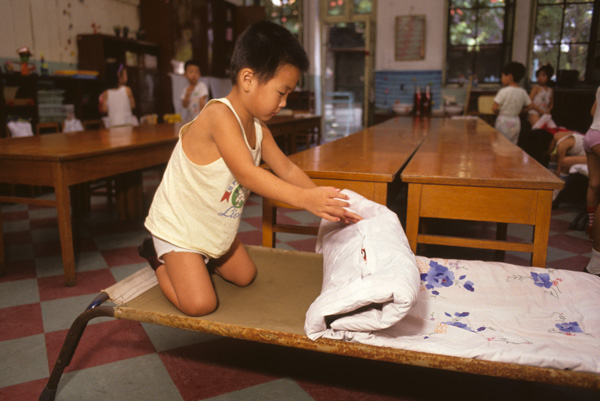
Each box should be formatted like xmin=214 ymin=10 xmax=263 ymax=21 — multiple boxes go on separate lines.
xmin=506 ymin=269 xmax=563 ymax=298
xmin=549 ymin=312 xmax=591 ymax=337
xmin=419 ymin=260 xmax=475 ymax=297
xmin=422 ymin=311 xmax=531 ymax=345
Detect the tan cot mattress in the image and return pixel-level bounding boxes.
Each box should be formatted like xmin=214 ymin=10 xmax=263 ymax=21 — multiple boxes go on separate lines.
xmin=110 ymin=246 xmax=600 ymax=390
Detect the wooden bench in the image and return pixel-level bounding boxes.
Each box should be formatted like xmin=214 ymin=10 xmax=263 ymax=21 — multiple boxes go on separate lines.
xmin=401 ymin=118 xmax=564 ymax=267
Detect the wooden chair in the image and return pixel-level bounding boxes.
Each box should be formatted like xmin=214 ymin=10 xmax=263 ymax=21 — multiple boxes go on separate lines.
xmin=477 ymin=95 xmax=496 ymax=126
xmin=262 ymin=198 xmax=319 ymax=247
xmin=36 ymin=122 xmax=61 ymax=135
xmin=82 ymin=119 xmax=103 ymax=130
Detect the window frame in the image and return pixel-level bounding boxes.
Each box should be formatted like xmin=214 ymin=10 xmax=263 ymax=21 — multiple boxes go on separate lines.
xmin=530 ymin=0 xmax=600 ymax=84
xmin=444 ymin=0 xmax=516 ymax=86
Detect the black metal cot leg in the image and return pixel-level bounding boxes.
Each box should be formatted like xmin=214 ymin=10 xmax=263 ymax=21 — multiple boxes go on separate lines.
xmin=40 ymin=293 xmax=115 ymax=401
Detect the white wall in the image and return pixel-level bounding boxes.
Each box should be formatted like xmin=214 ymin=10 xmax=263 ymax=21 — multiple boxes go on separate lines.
xmin=375 ymin=0 xmax=533 ymax=71
xmin=375 ymin=0 xmax=445 ymax=71
xmin=0 ymin=0 xmax=139 ymax=66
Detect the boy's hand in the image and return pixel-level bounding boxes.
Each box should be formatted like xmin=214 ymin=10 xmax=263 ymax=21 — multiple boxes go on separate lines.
xmin=301 ymin=187 xmax=363 ymax=223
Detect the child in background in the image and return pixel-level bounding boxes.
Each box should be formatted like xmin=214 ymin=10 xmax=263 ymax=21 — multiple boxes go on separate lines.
xmin=528 ymin=64 xmax=554 ymax=127
xmin=139 ymin=21 xmax=361 ymax=316
xmin=492 ymin=61 xmax=532 ymax=144
xmin=584 ymin=86 xmax=600 ymax=276
xmin=524 ymin=128 xmax=586 ymax=176
xmin=99 ymin=63 xmax=136 ymax=127
xmin=181 ymin=60 xmax=209 ymax=124
xmin=62 ymin=104 xmax=84 ymax=133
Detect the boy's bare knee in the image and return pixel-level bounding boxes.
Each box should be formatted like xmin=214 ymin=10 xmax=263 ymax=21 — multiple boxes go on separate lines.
xmin=179 ymin=296 xmax=217 ymax=317
xmin=236 ymin=264 xmax=257 ymax=287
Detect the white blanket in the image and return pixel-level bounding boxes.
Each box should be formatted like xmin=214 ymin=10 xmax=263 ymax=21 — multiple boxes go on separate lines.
xmin=305 ymin=191 xmax=600 ymax=373
xmin=305 ymin=190 xmax=420 ymax=340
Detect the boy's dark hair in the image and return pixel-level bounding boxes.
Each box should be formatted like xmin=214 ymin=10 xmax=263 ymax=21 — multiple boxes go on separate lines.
xmin=230 ymin=21 xmax=309 ymax=84
xmin=184 ymin=60 xmax=201 ymax=73
xmin=502 ymin=61 xmax=527 ymax=83
xmin=536 ymin=64 xmax=554 ymax=80
xmin=523 ymin=129 xmax=554 ymax=167
xmin=105 ymin=62 xmax=124 ymax=89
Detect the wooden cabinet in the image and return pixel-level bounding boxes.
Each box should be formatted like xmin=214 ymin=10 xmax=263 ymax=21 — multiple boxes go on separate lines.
xmin=77 ymin=34 xmax=161 ymax=117
xmin=140 ymin=0 xmax=264 ymax=114
xmin=0 ymin=73 xmax=103 ymax=138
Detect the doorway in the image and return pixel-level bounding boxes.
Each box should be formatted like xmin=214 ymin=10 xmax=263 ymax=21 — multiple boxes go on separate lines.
xmin=323 ymin=21 xmax=369 ymax=138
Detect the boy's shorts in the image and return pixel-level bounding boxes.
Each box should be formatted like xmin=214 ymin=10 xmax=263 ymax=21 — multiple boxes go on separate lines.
xmin=584 ymin=129 xmax=600 ymax=154
xmin=152 ymin=235 xmax=209 ymax=264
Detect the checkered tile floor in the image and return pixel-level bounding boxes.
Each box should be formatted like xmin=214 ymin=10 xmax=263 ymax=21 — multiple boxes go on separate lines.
xmin=0 ymin=170 xmax=597 ymax=401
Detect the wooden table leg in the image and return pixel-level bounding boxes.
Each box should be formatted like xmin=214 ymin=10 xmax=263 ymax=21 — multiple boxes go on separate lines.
xmin=262 ymin=197 xmax=276 ymax=247
xmin=531 ymin=190 xmax=553 ymax=267
xmin=495 ymin=223 xmax=508 ymax=261
xmin=53 ymin=164 xmax=76 ymax=286
xmin=405 ymin=184 xmax=422 ymax=254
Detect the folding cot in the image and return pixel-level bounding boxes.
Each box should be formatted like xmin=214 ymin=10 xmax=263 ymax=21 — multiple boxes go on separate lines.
xmin=40 ymin=245 xmax=600 ymax=400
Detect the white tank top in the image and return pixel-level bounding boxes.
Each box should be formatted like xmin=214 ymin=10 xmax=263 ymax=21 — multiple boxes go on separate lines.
xmin=144 ymin=98 xmax=263 ymax=258
xmin=107 ymin=86 xmax=133 ymax=127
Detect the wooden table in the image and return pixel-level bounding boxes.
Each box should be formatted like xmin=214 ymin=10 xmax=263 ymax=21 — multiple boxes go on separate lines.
xmin=267 ymin=114 xmax=322 ymax=154
xmin=262 ymin=117 xmax=429 ymax=246
xmin=0 ymin=124 xmax=181 ymax=285
xmin=401 ymin=118 xmax=564 ymax=267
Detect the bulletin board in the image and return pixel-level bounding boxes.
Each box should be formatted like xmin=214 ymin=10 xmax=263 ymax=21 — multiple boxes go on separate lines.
xmin=395 ymin=15 xmax=426 ymax=61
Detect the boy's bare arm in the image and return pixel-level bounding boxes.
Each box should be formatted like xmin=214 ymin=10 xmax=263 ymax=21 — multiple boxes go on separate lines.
xmin=126 ymin=86 xmax=135 ymax=109
xmin=182 ymin=86 xmax=194 ymax=108
xmin=210 ymin=109 xmax=355 ymax=222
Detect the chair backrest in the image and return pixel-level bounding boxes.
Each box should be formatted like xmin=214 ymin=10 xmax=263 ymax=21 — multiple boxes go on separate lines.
xmin=82 ymin=119 xmax=103 ymax=130
xmin=36 ymin=122 xmax=61 ymax=135
xmin=478 ymin=96 xmax=495 ymax=115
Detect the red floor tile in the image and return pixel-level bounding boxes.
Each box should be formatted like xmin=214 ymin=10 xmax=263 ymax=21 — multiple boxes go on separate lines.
xmin=1 ymin=210 xmax=28 ymax=221
xmin=0 ymin=303 xmax=44 ymax=341
xmin=282 ymin=237 xmax=318 ymax=252
xmin=0 ymin=377 xmax=48 ymax=401
xmin=242 ymin=215 xmax=263 ymax=229
xmin=101 ymin=246 xmax=144 ymax=268
xmin=546 ymin=254 xmax=591 ymax=272
xmin=547 ymin=233 xmax=592 ymax=255
xmin=0 ymin=259 xmax=36 ymax=283
xmin=33 ymin=240 xmax=62 ymax=258
xmin=3 ymin=230 xmax=32 ymax=245
xmin=237 ymin=230 xmax=262 ymax=246
xmin=159 ymin=338 xmax=278 ymax=400
xmin=45 ymin=319 xmax=155 ymax=373
xmin=37 ymin=269 xmax=116 ymax=302
xmin=29 ymin=217 xmax=59 ymax=229
xmin=550 ymin=216 xmax=575 ymax=233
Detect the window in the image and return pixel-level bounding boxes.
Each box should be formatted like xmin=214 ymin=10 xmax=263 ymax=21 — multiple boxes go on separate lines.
xmin=531 ymin=0 xmax=597 ymax=82
xmin=243 ymin=0 xmax=302 ymax=40
xmin=446 ymin=0 xmax=515 ymax=85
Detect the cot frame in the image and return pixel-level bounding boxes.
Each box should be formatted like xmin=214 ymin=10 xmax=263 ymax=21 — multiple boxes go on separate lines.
xmin=40 ymin=247 xmax=600 ymax=400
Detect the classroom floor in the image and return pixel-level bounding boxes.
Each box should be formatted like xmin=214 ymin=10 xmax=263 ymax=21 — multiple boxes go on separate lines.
xmin=0 ymin=170 xmax=598 ymax=401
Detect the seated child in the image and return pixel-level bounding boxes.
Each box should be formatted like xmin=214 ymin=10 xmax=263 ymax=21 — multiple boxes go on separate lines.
xmin=492 ymin=61 xmax=532 ymax=144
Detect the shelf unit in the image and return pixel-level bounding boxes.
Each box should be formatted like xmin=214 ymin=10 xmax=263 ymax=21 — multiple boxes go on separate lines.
xmin=0 ymin=73 xmax=104 ymax=138
xmin=77 ymin=34 xmax=161 ymax=117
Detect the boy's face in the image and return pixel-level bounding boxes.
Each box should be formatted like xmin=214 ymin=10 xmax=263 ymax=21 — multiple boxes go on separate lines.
xmin=185 ymin=65 xmax=201 ymax=85
xmin=249 ymin=63 xmax=300 ymax=121
xmin=501 ymin=73 xmax=511 ymax=86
